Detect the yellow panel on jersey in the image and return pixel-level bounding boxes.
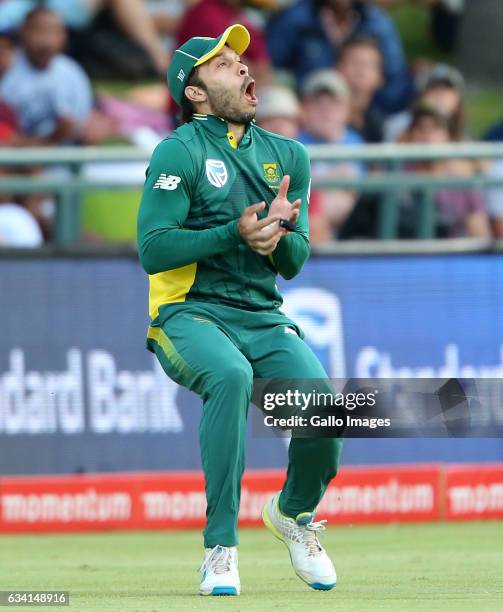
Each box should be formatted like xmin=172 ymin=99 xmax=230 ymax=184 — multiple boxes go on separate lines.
xmin=148 ymin=262 xmax=197 ymax=319
xmin=227 ymin=132 xmax=238 ymax=149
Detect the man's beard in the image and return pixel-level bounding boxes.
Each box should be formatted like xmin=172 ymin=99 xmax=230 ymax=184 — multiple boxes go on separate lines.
xmin=206 ymin=84 xmax=256 ymax=125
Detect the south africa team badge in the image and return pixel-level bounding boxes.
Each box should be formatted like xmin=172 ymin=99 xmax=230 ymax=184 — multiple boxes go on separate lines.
xmin=263 ymin=163 xmax=280 ymax=185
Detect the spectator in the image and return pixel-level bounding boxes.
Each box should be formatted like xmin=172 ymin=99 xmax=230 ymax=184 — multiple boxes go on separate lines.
xmin=337 ymin=34 xmax=384 ymax=142
xmin=0 ymin=7 xmax=120 ymax=245
xmin=298 ymin=69 xmax=364 ymax=242
xmin=176 ymin=0 xmax=271 ymax=85
xmin=0 ymin=7 xmax=93 ymax=144
xmin=266 ymin=0 xmax=411 ymax=113
xmin=0 ymin=31 xmax=15 ymax=75
xmin=146 ymin=0 xmax=200 ymax=53
xmin=376 ymin=1 xmax=464 ymax=51
xmin=255 ymin=85 xmax=300 ymax=138
xmin=401 ymin=104 xmax=490 ymax=239
xmin=0 ymin=168 xmax=44 ymax=247
xmin=0 ymin=32 xmax=17 ymax=142
xmin=385 ymin=64 xmax=466 ymax=142
xmin=298 ymin=70 xmax=363 ymax=151
xmin=0 ymin=203 xmax=44 ymax=247
xmin=416 ymin=65 xmax=466 ymax=139
xmin=430 ymin=0 xmax=464 ymax=52
xmin=0 ymin=100 xmax=17 ymax=143
xmin=485 ymin=119 xmax=503 ymax=143
xmin=0 ymin=0 xmax=169 ymax=77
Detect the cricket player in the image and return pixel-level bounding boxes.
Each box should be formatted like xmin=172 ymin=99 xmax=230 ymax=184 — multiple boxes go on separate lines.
xmin=137 ymin=24 xmax=342 ymax=596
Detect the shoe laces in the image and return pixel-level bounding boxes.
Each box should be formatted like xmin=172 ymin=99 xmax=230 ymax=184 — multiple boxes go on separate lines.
xmin=299 ymin=520 xmax=327 ymax=556
xmin=199 ymin=545 xmax=232 ymax=575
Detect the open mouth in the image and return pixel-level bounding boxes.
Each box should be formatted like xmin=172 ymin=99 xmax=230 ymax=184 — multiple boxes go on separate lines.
xmin=244 ymin=79 xmax=258 ymax=104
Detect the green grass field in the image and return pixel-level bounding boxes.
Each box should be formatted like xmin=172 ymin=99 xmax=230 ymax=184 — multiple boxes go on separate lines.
xmin=1 ymin=522 xmax=502 ymax=611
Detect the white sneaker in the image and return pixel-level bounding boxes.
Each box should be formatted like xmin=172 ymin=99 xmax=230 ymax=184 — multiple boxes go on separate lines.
xmin=262 ymin=492 xmax=337 ymax=590
xmin=199 ymin=545 xmax=241 ymax=596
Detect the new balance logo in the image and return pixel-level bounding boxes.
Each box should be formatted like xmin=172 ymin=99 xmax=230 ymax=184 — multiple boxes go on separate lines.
xmin=154 ymin=174 xmax=181 ymax=190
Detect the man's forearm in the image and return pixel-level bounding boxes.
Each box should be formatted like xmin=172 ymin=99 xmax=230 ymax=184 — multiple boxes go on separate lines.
xmin=139 ymin=220 xmax=242 ymax=275
xmin=270 ymin=233 xmax=310 ymax=280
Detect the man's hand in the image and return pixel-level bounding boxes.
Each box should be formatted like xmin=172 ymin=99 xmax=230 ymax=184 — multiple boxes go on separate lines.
xmin=268 ymin=175 xmax=301 ymax=228
xmin=238 ymin=202 xmax=282 ymax=256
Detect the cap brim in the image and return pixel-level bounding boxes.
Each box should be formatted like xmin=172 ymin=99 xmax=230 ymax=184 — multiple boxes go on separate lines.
xmin=194 ymin=24 xmax=250 ymax=67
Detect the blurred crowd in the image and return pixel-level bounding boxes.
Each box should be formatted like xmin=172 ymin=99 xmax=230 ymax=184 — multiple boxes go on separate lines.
xmin=1 ymin=0 xmax=503 ymax=246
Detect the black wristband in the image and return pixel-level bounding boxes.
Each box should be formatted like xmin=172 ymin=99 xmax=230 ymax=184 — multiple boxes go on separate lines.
xmin=279 ymin=219 xmax=298 ymax=232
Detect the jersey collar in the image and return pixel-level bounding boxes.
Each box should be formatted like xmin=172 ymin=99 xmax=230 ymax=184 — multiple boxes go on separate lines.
xmin=192 ymin=113 xmax=253 ymax=148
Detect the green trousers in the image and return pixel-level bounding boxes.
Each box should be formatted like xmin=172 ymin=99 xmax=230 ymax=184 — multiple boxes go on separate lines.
xmin=148 ymin=301 xmax=343 ymax=548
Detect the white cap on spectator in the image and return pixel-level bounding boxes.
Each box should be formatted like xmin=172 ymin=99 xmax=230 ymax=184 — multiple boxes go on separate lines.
xmin=0 ymin=204 xmax=43 ymax=247
xmin=255 ymin=86 xmax=300 ymax=120
xmin=301 ymin=69 xmax=350 ymax=100
xmin=417 ymin=64 xmax=465 ymax=92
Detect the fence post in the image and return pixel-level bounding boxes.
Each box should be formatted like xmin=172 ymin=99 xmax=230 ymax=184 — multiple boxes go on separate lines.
xmin=54 ymin=162 xmax=83 ymax=245
xmin=416 ymin=187 xmax=436 ymax=239
xmin=377 ymin=160 xmax=401 ymax=239
xmin=54 ymin=186 xmax=81 ymax=244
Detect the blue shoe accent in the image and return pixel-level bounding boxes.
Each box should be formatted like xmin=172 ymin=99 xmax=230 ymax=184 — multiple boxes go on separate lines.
xmin=210 ymin=587 xmax=238 ymax=596
xmin=295 ymin=512 xmax=315 ymax=525
xmin=309 ymin=581 xmax=336 ymax=591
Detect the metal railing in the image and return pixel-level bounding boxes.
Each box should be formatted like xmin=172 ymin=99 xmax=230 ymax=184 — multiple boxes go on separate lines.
xmin=1 ymin=142 xmax=503 ymax=244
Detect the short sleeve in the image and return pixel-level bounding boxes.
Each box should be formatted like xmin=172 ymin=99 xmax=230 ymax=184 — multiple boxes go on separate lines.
xmin=53 ymin=60 xmax=93 ymax=123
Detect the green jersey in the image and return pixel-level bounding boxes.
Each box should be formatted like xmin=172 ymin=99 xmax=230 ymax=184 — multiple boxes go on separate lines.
xmin=137 ymin=113 xmax=311 ymax=321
